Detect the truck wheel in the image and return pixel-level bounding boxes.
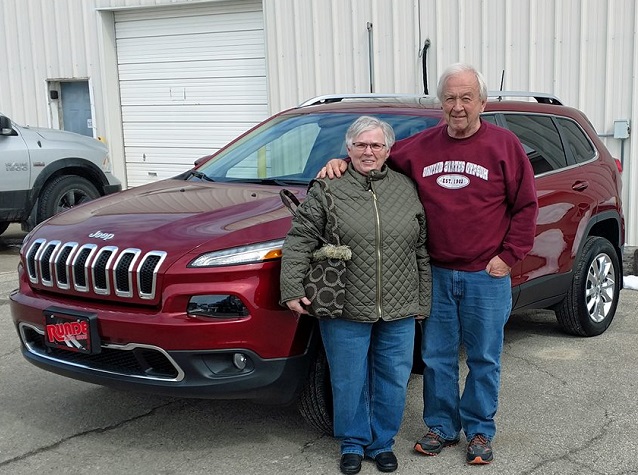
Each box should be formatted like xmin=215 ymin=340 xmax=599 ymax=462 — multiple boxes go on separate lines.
xmin=0 ymin=222 xmax=9 ymax=236
xmin=297 ymin=346 xmax=333 ymax=435
xmin=38 ymin=175 xmax=100 ymax=223
xmin=554 ymin=236 xmax=620 ymax=336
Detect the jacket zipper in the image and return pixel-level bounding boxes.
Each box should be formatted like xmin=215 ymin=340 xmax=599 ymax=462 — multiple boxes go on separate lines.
xmin=370 ymin=186 xmax=383 ymax=318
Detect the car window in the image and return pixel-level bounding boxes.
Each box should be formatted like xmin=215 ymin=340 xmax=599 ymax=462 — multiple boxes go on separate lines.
xmin=555 ymin=117 xmax=596 ymax=164
xmin=197 ymin=112 xmax=439 ymax=184
xmin=501 ymin=113 xmax=567 ymax=175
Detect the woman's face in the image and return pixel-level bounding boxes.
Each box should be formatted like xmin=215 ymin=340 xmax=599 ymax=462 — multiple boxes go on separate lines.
xmin=347 ymin=127 xmax=390 ymax=175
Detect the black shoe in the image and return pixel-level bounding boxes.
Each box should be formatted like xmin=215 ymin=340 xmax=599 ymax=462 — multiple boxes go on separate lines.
xmin=339 ymin=453 xmax=363 ymax=474
xmin=414 ymin=430 xmax=460 ymax=455
xmin=374 ymin=451 xmax=398 ymax=472
xmin=466 ymin=434 xmax=493 ymax=464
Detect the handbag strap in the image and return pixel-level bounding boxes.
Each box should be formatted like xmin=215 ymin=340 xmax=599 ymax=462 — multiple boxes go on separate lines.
xmin=280 ymin=180 xmax=341 ymax=246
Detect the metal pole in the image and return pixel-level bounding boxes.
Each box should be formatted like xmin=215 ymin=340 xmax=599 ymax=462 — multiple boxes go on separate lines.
xmin=367 ymin=22 xmax=374 ymax=93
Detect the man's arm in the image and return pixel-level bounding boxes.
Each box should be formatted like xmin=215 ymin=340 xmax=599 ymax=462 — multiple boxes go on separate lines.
xmin=316 ymin=159 xmax=348 ymax=178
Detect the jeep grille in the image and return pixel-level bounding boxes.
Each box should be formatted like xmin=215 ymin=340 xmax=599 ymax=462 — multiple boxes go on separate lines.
xmin=25 ymin=238 xmax=167 ymax=300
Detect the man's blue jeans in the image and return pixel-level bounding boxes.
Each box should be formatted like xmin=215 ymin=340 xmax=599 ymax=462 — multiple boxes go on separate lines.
xmin=421 ymin=266 xmax=511 ymax=441
xmin=319 ymin=317 xmax=415 ymax=458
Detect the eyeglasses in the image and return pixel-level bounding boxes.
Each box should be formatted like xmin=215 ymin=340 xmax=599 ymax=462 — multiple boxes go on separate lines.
xmin=351 ymin=142 xmax=386 ymax=152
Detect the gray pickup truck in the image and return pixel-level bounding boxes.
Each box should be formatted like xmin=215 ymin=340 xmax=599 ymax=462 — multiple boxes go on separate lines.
xmin=0 ymin=113 xmax=121 ymax=235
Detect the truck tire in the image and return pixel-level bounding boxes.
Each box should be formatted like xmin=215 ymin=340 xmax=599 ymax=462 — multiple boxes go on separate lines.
xmin=297 ymin=346 xmax=333 ymax=435
xmin=37 ymin=175 xmax=100 ymax=223
xmin=0 ymin=222 xmax=9 ymax=236
xmin=554 ymin=236 xmax=620 ymax=336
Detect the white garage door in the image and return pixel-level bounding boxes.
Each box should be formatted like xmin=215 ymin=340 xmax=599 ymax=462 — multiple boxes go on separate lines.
xmin=114 ymin=1 xmax=268 ymax=187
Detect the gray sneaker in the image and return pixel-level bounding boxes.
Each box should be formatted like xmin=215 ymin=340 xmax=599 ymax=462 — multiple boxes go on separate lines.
xmin=414 ymin=431 xmax=460 ymax=456
xmin=466 ymin=435 xmax=493 ymax=464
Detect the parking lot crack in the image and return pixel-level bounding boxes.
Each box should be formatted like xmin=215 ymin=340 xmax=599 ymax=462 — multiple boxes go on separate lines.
xmin=516 ymin=409 xmax=613 ymax=474
xmin=0 ymin=400 xmax=178 ymax=469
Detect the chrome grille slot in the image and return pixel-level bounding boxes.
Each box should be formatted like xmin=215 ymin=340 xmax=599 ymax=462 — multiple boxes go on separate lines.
xmin=114 ymin=249 xmax=141 ymax=297
xmin=24 ymin=239 xmax=166 ymax=300
xmin=92 ymin=246 xmax=118 ymax=295
xmin=72 ymin=244 xmax=97 ymax=292
xmin=38 ymin=241 xmax=61 ymax=286
xmin=138 ymin=251 xmax=167 ymax=300
xmin=26 ymin=239 xmax=45 ymax=283
xmin=55 ymin=242 xmax=77 ymax=289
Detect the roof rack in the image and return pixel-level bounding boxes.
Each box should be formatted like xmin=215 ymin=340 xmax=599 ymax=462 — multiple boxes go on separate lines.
xmin=488 ymin=91 xmax=563 ymax=105
xmin=299 ymin=91 xmax=563 ymax=107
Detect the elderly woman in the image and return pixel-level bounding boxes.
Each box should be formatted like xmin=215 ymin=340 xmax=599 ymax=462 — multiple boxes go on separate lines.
xmin=280 ymin=116 xmax=431 ymax=474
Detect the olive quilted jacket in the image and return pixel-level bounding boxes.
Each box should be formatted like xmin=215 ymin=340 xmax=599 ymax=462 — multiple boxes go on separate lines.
xmin=280 ymin=164 xmax=431 ymax=322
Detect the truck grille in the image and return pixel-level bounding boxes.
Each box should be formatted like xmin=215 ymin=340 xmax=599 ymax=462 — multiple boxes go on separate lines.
xmin=25 ymin=238 xmax=167 ymax=300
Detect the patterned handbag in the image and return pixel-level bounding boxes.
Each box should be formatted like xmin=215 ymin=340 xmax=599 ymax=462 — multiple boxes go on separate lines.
xmin=280 ymin=181 xmax=351 ymax=318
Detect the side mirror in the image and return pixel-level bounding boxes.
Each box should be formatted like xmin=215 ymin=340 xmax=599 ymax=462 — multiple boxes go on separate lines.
xmin=0 ymin=115 xmax=14 ymax=135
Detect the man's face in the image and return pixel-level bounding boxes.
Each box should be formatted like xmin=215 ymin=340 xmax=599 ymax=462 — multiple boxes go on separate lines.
xmin=441 ymin=70 xmax=487 ymax=139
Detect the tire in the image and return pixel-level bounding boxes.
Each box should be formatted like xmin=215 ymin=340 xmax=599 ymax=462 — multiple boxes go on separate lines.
xmin=37 ymin=175 xmax=100 ymax=223
xmin=297 ymin=346 xmax=333 ymax=435
xmin=554 ymin=236 xmax=621 ymax=336
xmin=0 ymin=222 xmax=9 ymax=236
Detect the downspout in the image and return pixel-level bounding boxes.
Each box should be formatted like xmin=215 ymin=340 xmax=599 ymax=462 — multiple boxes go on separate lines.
xmin=367 ymin=22 xmax=374 ymax=93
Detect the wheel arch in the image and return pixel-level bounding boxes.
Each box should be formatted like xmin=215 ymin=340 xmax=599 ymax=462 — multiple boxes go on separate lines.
xmin=25 ymin=158 xmax=109 ymax=213
xmin=577 ymin=209 xmax=624 ymax=288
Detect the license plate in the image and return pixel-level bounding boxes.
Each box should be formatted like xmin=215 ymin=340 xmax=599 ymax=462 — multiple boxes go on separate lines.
xmin=44 ymin=307 xmax=101 ymax=355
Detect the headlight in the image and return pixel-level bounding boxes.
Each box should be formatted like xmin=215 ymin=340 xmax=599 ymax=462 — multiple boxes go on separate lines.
xmin=188 ymin=239 xmax=284 ymax=267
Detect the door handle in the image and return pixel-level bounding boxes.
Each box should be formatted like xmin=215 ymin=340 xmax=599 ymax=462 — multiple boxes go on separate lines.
xmin=572 ymin=181 xmax=589 ymax=191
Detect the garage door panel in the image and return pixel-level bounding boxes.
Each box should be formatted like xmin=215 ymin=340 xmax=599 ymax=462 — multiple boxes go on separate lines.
xmin=124 ymin=146 xmax=216 ymax=165
xmin=116 ymin=11 xmax=263 ymax=38
xmin=119 ymin=78 xmax=267 ymax=105
xmin=117 ymin=31 xmax=264 ymax=64
xmin=116 ymin=1 xmax=262 ymax=24
xmin=123 ymin=123 xmax=255 ymax=149
xmin=125 ymin=163 xmax=193 ymax=188
xmin=121 ymin=104 xmax=269 ymax=123
xmin=118 ymin=58 xmax=266 ymax=81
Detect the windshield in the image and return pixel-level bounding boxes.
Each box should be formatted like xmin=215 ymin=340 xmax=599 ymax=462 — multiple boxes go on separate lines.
xmin=189 ymin=112 xmax=440 ymax=185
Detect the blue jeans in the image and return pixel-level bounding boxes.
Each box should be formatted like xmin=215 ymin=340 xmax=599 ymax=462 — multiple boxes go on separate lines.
xmin=421 ymin=266 xmax=511 ymax=441
xmin=319 ymin=317 xmax=415 ymax=458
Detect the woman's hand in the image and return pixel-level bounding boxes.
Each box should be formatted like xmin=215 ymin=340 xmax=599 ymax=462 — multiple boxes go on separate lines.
xmin=286 ymin=297 xmax=312 ymax=314
xmin=316 ymin=159 xmax=348 ymax=178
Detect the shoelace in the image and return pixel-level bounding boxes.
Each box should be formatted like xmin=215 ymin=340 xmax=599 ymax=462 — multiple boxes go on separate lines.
xmin=470 ymin=435 xmax=490 ymax=448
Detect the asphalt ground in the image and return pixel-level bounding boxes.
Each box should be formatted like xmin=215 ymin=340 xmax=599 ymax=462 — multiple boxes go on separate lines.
xmin=1 ymin=223 xmax=638 ymax=474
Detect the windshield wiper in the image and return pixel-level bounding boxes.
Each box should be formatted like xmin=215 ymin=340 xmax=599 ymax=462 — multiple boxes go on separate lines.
xmin=187 ymin=170 xmax=215 ymax=182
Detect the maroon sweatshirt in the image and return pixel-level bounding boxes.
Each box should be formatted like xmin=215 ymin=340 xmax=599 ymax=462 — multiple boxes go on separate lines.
xmin=390 ymin=121 xmax=538 ymax=271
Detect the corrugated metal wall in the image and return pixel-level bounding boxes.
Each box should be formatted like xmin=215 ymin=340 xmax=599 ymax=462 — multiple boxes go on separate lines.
xmin=0 ymin=0 xmax=636 ymax=245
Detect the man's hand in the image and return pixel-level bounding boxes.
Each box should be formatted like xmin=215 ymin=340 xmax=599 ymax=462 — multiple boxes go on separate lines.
xmin=285 ymin=297 xmax=311 ymax=314
xmin=316 ymin=159 xmax=348 ymax=178
xmin=486 ymin=256 xmax=511 ymax=277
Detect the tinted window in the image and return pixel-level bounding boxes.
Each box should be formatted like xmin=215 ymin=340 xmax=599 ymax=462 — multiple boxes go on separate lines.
xmin=555 ymin=117 xmax=596 ymax=164
xmin=502 ymin=114 xmax=567 ymax=175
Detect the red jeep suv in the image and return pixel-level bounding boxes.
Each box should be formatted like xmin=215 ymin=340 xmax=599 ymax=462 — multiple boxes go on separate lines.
xmin=10 ymin=93 xmax=625 ymax=434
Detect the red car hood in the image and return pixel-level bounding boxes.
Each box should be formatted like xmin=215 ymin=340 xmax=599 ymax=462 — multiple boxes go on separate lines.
xmin=30 ymin=179 xmax=299 ymax=257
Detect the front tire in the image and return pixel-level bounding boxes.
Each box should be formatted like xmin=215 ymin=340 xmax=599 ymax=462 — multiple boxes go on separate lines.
xmin=37 ymin=175 xmax=100 ymax=223
xmin=297 ymin=346 xmax=333 ymax=435
xmin=554 ymin=236 xmax=620 ymax=336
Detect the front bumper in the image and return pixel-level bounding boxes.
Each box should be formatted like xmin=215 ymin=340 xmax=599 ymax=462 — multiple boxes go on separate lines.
xmin=17 ymin=320 xmax=315 ymax=404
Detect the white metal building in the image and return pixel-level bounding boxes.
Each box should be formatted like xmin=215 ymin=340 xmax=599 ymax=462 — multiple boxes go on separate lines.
xmin=0 ymin=0 xmax=636 ymax=245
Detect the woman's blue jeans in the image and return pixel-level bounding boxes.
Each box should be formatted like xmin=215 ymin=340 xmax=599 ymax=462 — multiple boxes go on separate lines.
xmin=319 ymin=317 xmax=415 ymax=458
xmin=421 ymin=266 xmax=511 ymax=441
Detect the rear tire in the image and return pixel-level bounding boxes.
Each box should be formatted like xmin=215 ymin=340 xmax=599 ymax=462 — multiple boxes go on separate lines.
xmin=554 ymin=236 xmax=620 ymax=336
xmin=37 ymin=175 xmax=100 ymax=223
xmin=297 ymin=346 xmax=333 ymax=435
xmin=0 ymin=222 xmax=9 ymax=236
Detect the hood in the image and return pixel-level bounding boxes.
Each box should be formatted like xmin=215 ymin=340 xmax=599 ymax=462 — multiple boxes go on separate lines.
xmin=20 ymin=124 xmax=108 ymax=153
xmin=30 ymin=179 xmax=298 ymax=257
